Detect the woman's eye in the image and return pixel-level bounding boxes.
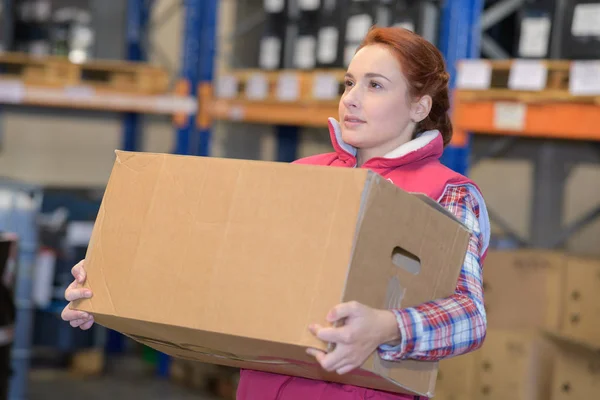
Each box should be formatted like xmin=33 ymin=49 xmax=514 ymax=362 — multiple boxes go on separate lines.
xmin=370 ymin=81 xmax=382 ymax=89
xmin=344 ymin=80 xmax=354 ymax=87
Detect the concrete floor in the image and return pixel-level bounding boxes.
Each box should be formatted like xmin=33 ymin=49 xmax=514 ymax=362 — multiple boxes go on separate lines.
xmin=27 ymin=356 xmax=219 ymax=400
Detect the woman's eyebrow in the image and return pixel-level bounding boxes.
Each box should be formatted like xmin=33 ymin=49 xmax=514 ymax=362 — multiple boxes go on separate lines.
xmin=344 ymin=72 xmax=391 ymax=83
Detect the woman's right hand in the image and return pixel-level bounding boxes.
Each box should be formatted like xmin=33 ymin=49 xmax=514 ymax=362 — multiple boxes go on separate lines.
xmin=61 ymin=260 xmax=95 ymax=330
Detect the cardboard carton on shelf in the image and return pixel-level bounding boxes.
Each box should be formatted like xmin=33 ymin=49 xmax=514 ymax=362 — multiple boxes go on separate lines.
xmin=72 ymin=150 xmax=471 ymax=398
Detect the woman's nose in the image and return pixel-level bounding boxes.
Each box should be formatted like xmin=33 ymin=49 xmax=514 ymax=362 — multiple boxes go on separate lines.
xmin=343 ymin=90 xmax=360 ymax=109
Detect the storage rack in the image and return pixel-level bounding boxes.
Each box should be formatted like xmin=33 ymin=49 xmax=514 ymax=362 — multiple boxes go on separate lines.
xmin=207 ymin=0 xmax=600 ymax=252
xmin=0 ymin=0 xmax=597 ymax=394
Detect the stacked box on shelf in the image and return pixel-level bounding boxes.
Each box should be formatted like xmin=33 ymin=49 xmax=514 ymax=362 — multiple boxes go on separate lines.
xmin=288 ymin=0 xmax=321 ymax=70
xmin=515 ymin=0 xmax=560 ymax=59
xmin=258 ymin=0 xmax=289 ymax=70
xmin=438 ymin=250 xmax=600 ymax=400
xmin=559 ymin=0 xmax=600 ymax=59
xmin=388 ymin=0 xmax=439 ymax=45
xmin=550 ymin=335 xmax=600 ymax=399
xmin=315 ymin=0 xmax=345 ymax=68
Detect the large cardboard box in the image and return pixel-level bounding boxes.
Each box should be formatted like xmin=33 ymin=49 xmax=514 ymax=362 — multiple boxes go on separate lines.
xmin=559 ymin=256 xmax=600 ymax=348
xmin=473 ymin=330 xmax=554 ymax=400
xmin=72 ymin=151 xmax=471 ymax=397
xmin=549 ymin=333 xmax=600 ymax=400
xmin=483 ymin=250 xmax=566 ymax=330
xmin=436 ymin=352 xmax=478 ymax=400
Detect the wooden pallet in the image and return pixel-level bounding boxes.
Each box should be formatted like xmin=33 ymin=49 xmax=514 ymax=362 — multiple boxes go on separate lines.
xmin=0 ymin=52 xmax=169 ymax=94
xmin=214 ymin=69 xmax=346 ymax=104
xmin=456 ymin=59 xmax=600 ymax=104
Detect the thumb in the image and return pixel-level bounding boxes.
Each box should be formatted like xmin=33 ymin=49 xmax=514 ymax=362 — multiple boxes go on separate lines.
xmin=327 ymin=301 xmax=361 ymax=323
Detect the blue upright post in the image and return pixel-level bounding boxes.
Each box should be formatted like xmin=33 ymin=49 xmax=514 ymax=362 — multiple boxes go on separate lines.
xmin=438 ymin=0 xmax=484 ymax=176
xmin=276 ymin=126 xmax=300 ymax=162
xmin=122 ymin=0 xmax=151 ymax=153
xmin=196 ymin=0 xmax=219 ymax=156
xmin=106 ymin=0 xmax=152 ymax=356
xmin=175 ymin=0 xmax=203 ymax=155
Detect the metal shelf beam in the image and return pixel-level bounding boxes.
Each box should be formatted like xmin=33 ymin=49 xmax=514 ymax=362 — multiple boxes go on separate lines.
xmin=438 ymin=0 xmax=485 ymax=176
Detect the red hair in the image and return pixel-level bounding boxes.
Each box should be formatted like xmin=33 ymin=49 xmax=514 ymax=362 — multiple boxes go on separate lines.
xmin=357 ymin=27 xmax=453 ymax=146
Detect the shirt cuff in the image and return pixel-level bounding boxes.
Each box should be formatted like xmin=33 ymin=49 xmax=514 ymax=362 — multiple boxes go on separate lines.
xmin=377 ymin=308 xmax=415 ymax=360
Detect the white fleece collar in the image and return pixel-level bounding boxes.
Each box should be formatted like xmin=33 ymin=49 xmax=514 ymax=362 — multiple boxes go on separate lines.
xmin=329 ymin=117 xmax=440 ymax=159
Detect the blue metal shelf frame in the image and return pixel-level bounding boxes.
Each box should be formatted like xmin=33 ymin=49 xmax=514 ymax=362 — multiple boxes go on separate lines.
xmin=121 ymin=0 xmax=153 ymax=152
xmin=196 ymin=0 xmax=219 ymax=157
xmin=438 ymin=0 xmax=485 ymax=176
xmin=269 ymin=0 xmax=484 ymax=166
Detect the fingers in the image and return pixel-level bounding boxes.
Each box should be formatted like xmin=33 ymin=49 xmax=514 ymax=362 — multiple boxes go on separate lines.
xmin=61 ymin=308 xmax=90 ymax=322
xmin=65 ymin=287 xmax=93 ymax=302
xmin=315 ymin=347 xmax=347 ymax=372
xmin=327 ymin=301 xmax=360 ymax=323
xmin=309 ymin=323 xmax=352 ymax=344
xmin=80 ymin=318 xmax=95 ymax=330
xmin=69 ymin=316 xmax=95 ymax=330
xmin=71 ymin=260 xmax=86 ymax=284
xmin=335 ymin=364 xmax=356 ymax=375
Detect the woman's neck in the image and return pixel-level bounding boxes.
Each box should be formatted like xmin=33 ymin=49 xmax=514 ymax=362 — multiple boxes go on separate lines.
xmin=355 ymin=126 xmax=416 ymax=167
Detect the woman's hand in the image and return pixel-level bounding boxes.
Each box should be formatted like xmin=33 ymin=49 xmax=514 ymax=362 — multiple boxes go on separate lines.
xmin=61 ymin=260 xmax=95 ymax=330
xmin=307 ymin=301 xmax=400 ymax=375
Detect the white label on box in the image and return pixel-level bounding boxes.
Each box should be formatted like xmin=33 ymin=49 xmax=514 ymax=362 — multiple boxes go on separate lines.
xmin=344 ymin=43 xmax=359 ymax=67
xmin=313 ymin=73 xmax=339 ymax=100
xmin=277 ymin=73 xmax=299 ymax=101
xmin=0 ymin=80 xmax=25 ymax=103
xmin=317 ymin=27 xmax=339 ymax=64
xmin=259 ymin=36 xmax=281 ymax=70
xmin=518 ymin=16 xmax=551 ymax=58
xmin=294 ymin=36 xmax=316 ymax=69
xmin=246 ymin=74 xmax=269 ymax=100
xmin=299 ymin=0 xmax=320 ymax=11
xmin=494 ymin=102 xmax=526 ymax=131
xmin=456 ymin=60 xmax=492 ymax=90
xmin=64 ymin=85 xmax=95 ymax=98
xmin=572 ymin=4 xmax=600 ymax=36
xmin=215 ymin=75 xmax=238 ymax=99
xmin=229 ymin=105 xmax=245 ymax=121
xmin=569 ymin=61 xmax=600 ymax=95
xmin=264 ymin=0 xmax=285 ymax=13
xmin=508 ymin=60 xmax=548 ymax=91
xmin=394 ymin=21 xmax=415 ymax=32
xmin=346 ymin=14 xmax=373 ymax=42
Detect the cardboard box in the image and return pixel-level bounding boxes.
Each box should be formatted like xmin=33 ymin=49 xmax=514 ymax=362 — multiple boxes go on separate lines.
xmin=548 ymin=333 xmax=600 ymax=400
xmin=473 ymin=330 xmax=554 ymax=400
xmin=559 ymin=256 xmax=600 ymax=348
xmin=436 ymin=352 xmax=478 ymax=400
xmin=483 ymin=250 xmax=566 ymax=330
xmin=72 ymin=151 xmax=471 ymax=397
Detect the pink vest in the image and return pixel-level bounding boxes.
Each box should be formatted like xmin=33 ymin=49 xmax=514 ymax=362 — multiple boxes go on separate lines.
xmin=236 ymin=118 xmax=489 ymax=400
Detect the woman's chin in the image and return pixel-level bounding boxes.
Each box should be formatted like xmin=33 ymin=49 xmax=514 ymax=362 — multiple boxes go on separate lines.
xmin=341 ymin=131 xmax=366 ymax=149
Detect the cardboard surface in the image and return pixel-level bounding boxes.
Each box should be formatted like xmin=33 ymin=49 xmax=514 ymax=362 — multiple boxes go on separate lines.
xmin=436 ymin=352 xmax=477 ymax=400
xmin=560 ymin=257 xmax=600 ymax=348
xmin=72 ymin=151 xmax=471 ymax=397
xmin=473 ymin=330 xmax=554 ymax=400
xmin=548 ymin=333 xmax=600 ymax=400
xmin=483 ymin=250 xmax=566 ymax=330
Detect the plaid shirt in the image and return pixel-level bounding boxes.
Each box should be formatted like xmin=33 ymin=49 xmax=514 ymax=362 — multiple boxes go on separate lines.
xmin=378 ymin=184 xmax=487 ymax=361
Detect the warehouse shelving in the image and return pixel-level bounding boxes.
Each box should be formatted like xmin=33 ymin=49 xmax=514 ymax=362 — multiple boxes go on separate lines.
xmin=0 ymin=0 xmax=218 ymax=397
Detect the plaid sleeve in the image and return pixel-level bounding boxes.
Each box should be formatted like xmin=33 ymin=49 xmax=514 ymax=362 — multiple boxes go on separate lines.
xmin=378 ymin=184 xmax=487 ymax=361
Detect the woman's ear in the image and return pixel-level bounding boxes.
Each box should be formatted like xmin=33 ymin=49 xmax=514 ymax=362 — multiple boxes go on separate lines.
xmin=411 ymin=95 xmax=432 ymax=123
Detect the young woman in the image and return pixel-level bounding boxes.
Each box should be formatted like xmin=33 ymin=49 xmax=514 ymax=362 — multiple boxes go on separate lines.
xmin=62 ymin=27 xmax=490 ymax=400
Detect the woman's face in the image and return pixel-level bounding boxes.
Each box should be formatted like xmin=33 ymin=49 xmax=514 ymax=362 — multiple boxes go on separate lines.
xmin=338 ymin=44 xmax=424 ymax=157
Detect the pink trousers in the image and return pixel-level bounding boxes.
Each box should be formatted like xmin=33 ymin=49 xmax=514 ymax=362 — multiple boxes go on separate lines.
xmin=236 ymin=370 xmax=422 ymax=400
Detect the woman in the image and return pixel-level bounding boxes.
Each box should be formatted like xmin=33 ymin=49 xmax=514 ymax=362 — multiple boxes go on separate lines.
xmin=62 ymin=27 xmax=490 ymax=400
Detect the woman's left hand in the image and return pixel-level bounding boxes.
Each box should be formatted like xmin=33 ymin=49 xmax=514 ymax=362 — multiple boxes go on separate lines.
xmin=307 ymin=301 xmax=400 ymax=375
